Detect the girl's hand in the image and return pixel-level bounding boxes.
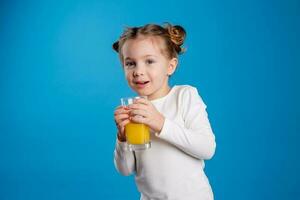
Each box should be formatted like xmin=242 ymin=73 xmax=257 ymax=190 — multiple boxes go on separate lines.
xmin=114 ymin=105 xmax=130 ymax=142
xmin=128 ymin=98 xmax=165 ymax=133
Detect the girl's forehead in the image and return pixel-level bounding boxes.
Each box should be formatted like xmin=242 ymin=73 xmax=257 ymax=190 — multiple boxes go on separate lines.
xmin=122 ymin=36 xmax=165 ymax=57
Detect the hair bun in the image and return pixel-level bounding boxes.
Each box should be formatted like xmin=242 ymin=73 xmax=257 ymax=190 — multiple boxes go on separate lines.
xmin=165 ymin=24 xmax=186 ymax=54
xmin=112 ymin=41 xmax=119 ymax=53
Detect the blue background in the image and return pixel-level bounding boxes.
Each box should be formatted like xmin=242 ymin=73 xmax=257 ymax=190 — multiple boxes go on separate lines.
xmin=1 ymin=0 xmax=299 ymax=199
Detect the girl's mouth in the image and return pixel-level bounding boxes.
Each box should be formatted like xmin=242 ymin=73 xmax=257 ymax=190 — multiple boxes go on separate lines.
xmin=135 ymin=81 xmax=150 ymax=88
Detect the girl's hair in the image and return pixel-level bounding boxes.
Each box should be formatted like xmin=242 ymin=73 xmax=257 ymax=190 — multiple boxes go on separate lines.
xmin=112 ymin=23 xmax=186 ymax=61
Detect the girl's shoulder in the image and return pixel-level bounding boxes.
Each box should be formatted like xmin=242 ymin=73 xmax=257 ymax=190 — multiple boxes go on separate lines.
xmin=172 ymin=84 xmax=199 ymax=96
xmin=172 ymin=84 xmax=206 ymax=107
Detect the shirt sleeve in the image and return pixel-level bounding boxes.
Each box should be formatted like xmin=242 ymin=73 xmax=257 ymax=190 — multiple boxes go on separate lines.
xmin=113 ymin=139 xmax=136 ymax=176
xmin=157 ymin=86 xmax=216 ymax=160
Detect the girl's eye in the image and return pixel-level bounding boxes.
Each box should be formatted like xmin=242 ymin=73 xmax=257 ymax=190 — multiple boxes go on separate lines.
xmin=146 ymin=59 xmax=155 ymax=64
xmin=125 ymin=62 xmax=135 ymax=68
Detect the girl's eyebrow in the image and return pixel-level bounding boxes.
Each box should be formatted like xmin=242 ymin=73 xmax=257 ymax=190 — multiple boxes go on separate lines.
xmin=124 ymin=55 xmax=156 ymax=60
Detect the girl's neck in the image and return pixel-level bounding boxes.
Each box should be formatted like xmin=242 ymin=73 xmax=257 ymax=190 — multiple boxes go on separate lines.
xmin=147 ymin=85 xmax=171 ymax=101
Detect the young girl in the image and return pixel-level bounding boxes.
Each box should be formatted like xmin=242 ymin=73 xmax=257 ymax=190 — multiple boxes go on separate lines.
xmin=112 ymin=23 xmax=216 ymax=200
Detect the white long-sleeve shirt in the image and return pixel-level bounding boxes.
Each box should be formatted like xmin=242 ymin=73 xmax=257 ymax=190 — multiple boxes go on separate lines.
xmin=114 ymin=85 xmax=216 ymax=200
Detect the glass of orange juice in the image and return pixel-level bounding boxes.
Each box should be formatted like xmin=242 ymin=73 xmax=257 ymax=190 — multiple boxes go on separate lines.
xmin=121 ymin=96 xmax=151 ymax=151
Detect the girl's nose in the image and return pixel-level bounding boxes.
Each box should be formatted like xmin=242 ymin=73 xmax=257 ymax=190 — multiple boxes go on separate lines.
xmin=133 ymin=65 xmax=145 ymax=76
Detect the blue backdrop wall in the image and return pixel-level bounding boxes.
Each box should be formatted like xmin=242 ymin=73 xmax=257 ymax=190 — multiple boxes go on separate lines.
xmin=1 ymin=0 xmax=299 ymax=199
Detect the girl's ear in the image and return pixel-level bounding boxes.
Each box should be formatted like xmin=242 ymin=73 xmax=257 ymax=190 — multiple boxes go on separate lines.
xmin=167 ymin=57 xmax=178 ymax=76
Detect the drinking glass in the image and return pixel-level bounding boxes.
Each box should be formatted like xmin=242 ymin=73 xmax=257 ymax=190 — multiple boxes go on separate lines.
xmin=120 ymin=96 xmax=151 ymax=151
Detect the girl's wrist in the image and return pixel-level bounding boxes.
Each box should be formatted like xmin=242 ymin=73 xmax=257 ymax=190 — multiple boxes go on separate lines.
xmin=153 ymin=114 xmax=165 ymax=133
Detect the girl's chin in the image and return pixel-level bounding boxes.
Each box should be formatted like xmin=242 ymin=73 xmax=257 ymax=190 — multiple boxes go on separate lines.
xmin=132 ymin=89 xmax=150 ymax=97
xmin=135 ymin=91 xmax=148 ymax=96
xmin=131 ymin=86 xmax=148 ymax=93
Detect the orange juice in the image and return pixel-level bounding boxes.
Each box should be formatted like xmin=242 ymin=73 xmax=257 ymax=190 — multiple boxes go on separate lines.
xmin=125 ymin=123 xmax=150 ymax=145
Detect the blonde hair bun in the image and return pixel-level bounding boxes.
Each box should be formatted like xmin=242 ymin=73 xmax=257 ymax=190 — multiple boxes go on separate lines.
xmin=164 ymin=23 xmax=186 ymax=54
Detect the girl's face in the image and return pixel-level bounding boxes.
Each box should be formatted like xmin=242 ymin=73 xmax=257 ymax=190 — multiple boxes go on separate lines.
xmin=121 ymin=36 xmax=178 ymax=100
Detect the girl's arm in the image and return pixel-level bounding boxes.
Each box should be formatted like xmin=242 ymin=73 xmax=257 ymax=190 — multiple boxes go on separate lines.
xmin=114 ymin=139 xmax=136 ymax=176
xmin=158 ymin=87 xmax=216 ymax=160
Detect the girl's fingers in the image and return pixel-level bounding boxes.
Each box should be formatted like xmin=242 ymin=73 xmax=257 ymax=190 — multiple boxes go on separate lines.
xmin=128 ymin=103 xmax=147 ymax=111
xmin=115 ymin=105 xmax=123 ymax=109
xmin=130 ymin=109 xmax=148 ymax=118
xmin=120 ymin=119 xmax=130 ymax=128
xmin=130 ymin=115 xmax=146 ymax=124
xmin=115 ymin=114 xmax=129 ymax=123
xmin=114 ymin=107 xmax=130 ymax=115
xmin=134 ymin=97 xmax=149 ymax=105
xmin=115 ymin=106 xmax=129 ymax=112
